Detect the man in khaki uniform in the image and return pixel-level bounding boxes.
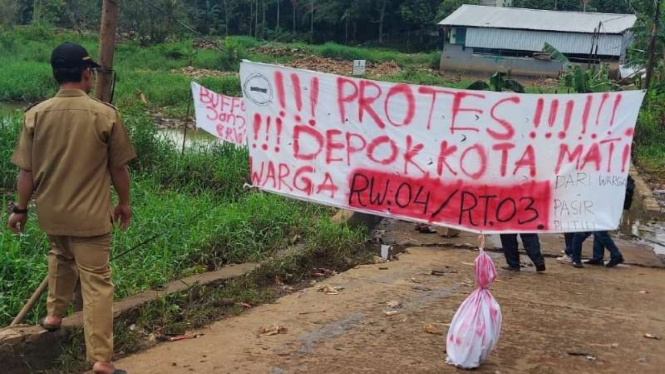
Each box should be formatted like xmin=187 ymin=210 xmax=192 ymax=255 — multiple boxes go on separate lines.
xmin=7 ymin=42 xmax=135 ymax=374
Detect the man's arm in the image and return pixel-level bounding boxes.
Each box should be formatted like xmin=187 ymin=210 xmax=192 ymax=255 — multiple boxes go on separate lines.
xmin=7 ymin=169 xmax=33 ymax=233
xmin=110 ymin=164 xmax=131 ymax=231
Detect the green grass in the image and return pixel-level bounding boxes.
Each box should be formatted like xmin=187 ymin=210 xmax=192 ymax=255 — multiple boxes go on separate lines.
xmin=0 ymin=110 xmax=357 ymax=327
xmin=0 ymin=27 xmax=444 ymax=111
xmin=633 ymin=105 xmax=665 ymax=173
xmin=1 ymin=113 xmax=22 ymax=190
xmin=43 ymin=220 xmax=369 ymax=374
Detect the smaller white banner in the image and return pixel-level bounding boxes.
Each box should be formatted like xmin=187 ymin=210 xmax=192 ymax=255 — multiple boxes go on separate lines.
xmin=191 ymin=81 xmax=247 ymax=146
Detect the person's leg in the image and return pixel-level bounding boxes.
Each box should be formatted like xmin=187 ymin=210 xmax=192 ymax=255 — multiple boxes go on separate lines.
xmin=69 ymin=234 xmax=117 ymax=373
xmin=564 ymin=233 xmax=574 ymax=256
xmin=500 ymin=234 xmax=520 ymax=270
xmin=585 ymin=233 xmax=606 ymax=265
xmin=45 ymin=236 xmax=79 ymax=327
xmin=571 ymin=232 xmax=593 ymax=267
xmin=557 ymin=233 xmax=575 ymax=263
xmin=594 ymin=231 xmax=625 ymax=267
xmin=520 ymin=234 xmax=546 ymax=271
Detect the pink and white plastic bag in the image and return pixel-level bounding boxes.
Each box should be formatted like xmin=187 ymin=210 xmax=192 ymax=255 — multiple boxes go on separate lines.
xmin=445 ymin=248 xmax=502 ymax=369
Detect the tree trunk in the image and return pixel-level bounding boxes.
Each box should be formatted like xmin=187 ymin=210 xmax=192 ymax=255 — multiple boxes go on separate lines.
xmin=352 ymin=21 xmax=357 ymax=42
xmin=250 ymin=0 xmax=253 ymax=36
xmin=407 ymin=29 xmax=410 ymax=52
xmin=277 ymin=0 xmax=280 ymax=32
xmin=310 ymin=0 xmax=314 ymax=43
xmin=223 ymin=0 xmax=229 ymax=37
xmin=345 ymin=17 xmax=349 ymax=45
xmin=255 ymin=0 xmax=259 ymax=38
xmin=645 ymin=0 xmax=662 ymax=90
xmin=378 ymin=0 xmax=386 ymax=44
xmin=262 ymin=0 xmax=266 ymax=38
xmin=292 ymin=1 xmax=296 ymax=33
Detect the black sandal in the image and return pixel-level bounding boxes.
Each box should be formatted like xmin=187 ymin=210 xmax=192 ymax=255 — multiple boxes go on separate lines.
xmin=417 ymin=225 xmax=437 ymax=234
xmin=39 ymin=318 xmax=61 ymax=332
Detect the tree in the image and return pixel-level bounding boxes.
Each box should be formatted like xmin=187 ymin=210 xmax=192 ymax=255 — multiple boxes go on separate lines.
xmin=627 ymin=0 xmax=665 ymax=67
xmin=377 ymin=0 xmax=388 ymax=44
xmin=399 ymin=0 xmax=441 ymax=44
xmin=437 ymin=0 xmax=478 ymax=21
xmin=275 ymin=0 xmax=281 ymax=32
xmin=0 ymin=0 xmax=20 ymax=27
xmin=291 ymin=0 xmax=297 ymax=33
xmin=120 ymin=0 xmax=187 ymax=45
xmin=310 ymin=0 xmax=314 ymax=42
xmin=590 ymin=0 xmax=632 ymax=14
xmin=32 ymin=0 xmax=65 ymax=26
xmin=511 ymin=0 xmax=581 ymax=11
xmin=223 ymin=0 xmax=229 ymax=36
xmin=60 ymin=0 xmax=101 ymax=31
xmin=513 ymin=0 xmax=632 ymax=13
xmin=262 ymin=0 xmax=266 ymax=38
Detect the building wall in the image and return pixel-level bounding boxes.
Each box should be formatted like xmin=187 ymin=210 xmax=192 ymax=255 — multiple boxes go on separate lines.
xmin=440 ymin=44 xmax=564 ymax=77
xmin=466 ymin=27 xmax=625 ymax=57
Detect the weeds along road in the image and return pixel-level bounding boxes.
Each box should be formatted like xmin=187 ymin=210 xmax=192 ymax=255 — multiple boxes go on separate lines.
xmin=111 ymin=225 xmax=665 ymax=374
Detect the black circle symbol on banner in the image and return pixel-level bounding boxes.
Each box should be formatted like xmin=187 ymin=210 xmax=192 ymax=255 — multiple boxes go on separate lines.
xmin=243 ymin=73 xmax=273 ymax=106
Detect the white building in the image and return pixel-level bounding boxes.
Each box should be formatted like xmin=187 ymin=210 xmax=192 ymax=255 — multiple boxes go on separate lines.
xmin=438 ymin=5 xmax=637 ymax=77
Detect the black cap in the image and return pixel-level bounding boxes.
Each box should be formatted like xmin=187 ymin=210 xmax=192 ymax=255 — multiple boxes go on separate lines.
xmin=51 ymin=42 xmax=101 ymax=69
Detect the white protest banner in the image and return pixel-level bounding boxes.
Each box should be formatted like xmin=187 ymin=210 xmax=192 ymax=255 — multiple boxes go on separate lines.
xmin=191 ymin=82 xmax=246 ymax=146
xmin=240 ymin=61 xmax=645 ymax=233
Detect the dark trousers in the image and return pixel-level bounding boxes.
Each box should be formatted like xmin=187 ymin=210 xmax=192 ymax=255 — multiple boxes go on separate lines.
xmin=564 ymin=233 xmax=574 ymax=256
xmin=500 ymin=234 xmax=545 ymax=269
xmin=572 ymin=231 xmax=623 ymax=263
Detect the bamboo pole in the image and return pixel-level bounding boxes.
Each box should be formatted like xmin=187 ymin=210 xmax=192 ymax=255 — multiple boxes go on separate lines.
xmin=10 ymin=277 xmax=48 ymax=326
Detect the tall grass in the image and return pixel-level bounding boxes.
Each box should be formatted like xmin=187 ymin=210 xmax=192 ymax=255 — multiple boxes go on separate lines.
xmin=634 ymin=107 xmax=665 ymax=172
xmin=0 ymin=113 xmax=22 ymax=190
xmin=0 ymin=28 xmax=443 ymax=110
xmin=0 ymin=28 xmax=244 ymax=108
xmin=0 ymin=111 xmax=348 ymax=327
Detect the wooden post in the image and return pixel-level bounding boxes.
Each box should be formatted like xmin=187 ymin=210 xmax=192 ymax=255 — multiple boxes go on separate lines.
xmin=73 ymin=0 xmax=120 ymax=312
xmin=94 ymin=0 xmax=120 ymax=102
xmin=182 ymin=98 xmax=192 ymax=156
xmin=645 ymin=0 xmax=662 ymax=90
xmin=10 ymin=277 xmax=48 ymax=326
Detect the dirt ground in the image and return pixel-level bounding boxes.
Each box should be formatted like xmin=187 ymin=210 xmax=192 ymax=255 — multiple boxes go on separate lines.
xmin=109 ymin=221 xmax=665 ymax=374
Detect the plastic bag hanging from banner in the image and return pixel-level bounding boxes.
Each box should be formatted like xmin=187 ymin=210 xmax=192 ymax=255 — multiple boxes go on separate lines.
xmin=445 ymin=244 xmax=502 ymax=369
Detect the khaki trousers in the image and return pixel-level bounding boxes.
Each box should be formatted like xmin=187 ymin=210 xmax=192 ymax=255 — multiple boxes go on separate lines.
xmin=47 ymin=234 xmax=114 ymax=363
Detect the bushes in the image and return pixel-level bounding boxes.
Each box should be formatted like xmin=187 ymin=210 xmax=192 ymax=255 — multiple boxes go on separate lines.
xmin=634 ymin=106 xmax=665 ymax=171
xmin=0 ymin=60 xmax=56 ymax=102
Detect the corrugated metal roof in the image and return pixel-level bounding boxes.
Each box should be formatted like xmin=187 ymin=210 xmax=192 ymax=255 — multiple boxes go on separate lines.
xmin=439 ymin=5 xmax=637 ymax=34
xmin=466 ymin=28 xmax=624 ymax=56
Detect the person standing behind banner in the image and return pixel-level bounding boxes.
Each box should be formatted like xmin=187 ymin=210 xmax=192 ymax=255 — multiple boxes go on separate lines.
xmin=570 ymin=231 xmax=624 ymax=268
xmin=569 ymin=175 xmax=634 ymax=269
xmin=558 ymin=233 xmax=610 ymax=265
xmin=7 ymin=42 xmax=135 ymax=374
xmin=500 ymin=234 xmax=546 ymax=272
xmin=557 ymin=233 xmax=575 ymax=263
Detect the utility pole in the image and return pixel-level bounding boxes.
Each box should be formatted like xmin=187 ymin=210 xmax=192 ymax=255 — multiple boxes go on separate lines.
xmin=94 ymin=0 xmax=120 ymax=103
xmin=73 ymin=0 xmax=120 ymax=312
xmin=645 ymin=0 xmax=662 ymax=90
